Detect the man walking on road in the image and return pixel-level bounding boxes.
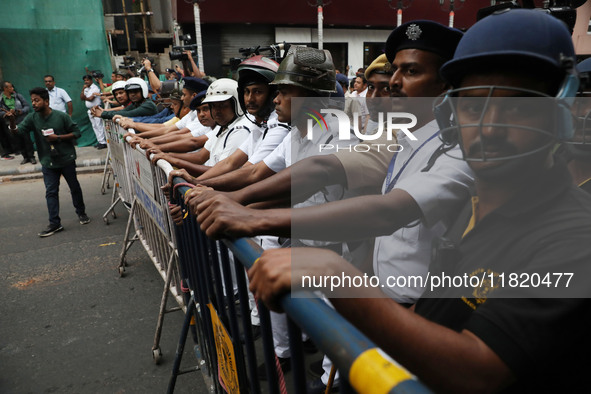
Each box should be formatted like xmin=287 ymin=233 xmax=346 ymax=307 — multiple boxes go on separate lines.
xmin=8 ymin=87 xmax=90 ymax=237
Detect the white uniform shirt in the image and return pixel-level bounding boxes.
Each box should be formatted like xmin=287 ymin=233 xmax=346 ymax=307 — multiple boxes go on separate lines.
xmin=175 ymin=110 xmax=197 ymax=130
xmin=84 ymin=84 xmax=101 ymax=109
xmin=240 ymin=112 xmax=291 ymax=164
xmin=373 ymin=120 xmax=474 ymax=302
xmin=203 ymin=116 xmax=251 ymax=166
xmin=189 ymin=121 xmax=211 ymax=138
xmin=47 ymin=86 xmax=72 ymax=113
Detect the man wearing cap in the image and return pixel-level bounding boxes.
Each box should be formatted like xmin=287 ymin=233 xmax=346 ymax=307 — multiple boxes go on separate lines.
xmin=94 ymin=77 xmax=157 ymax=120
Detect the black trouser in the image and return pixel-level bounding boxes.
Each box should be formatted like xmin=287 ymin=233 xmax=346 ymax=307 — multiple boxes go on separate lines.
xmin=0 ymin=120 xmax=35 ymax=159
xmin=0 ymin=119 xmax=14 ymax=156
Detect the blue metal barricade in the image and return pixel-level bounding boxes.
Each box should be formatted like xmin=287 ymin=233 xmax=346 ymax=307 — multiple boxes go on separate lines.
xmin=109 ymin=131 xmax=432 ymax=393
xmin=166 ymin=178 xmax=433 ymax=394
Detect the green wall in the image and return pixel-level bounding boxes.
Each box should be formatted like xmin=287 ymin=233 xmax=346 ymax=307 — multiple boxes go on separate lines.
xmin=0 ymin=1 xmax=113 ymax=146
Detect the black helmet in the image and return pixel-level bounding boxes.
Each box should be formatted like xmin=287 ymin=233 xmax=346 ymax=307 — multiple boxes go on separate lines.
xmin=270 ymin=46 xmax=336 ymax=94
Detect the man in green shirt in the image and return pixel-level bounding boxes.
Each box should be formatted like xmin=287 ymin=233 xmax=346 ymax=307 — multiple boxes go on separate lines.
xmin=8 ymin=87 xmax=90 ymax=237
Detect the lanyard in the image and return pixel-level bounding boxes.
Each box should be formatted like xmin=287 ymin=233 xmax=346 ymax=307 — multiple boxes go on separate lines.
xmin=384 ymin=130 xmax=440 ymax=194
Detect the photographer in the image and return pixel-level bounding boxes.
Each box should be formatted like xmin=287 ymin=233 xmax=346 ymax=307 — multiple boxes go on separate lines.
xmin=141 ymin=58 xmax=163 ymax=94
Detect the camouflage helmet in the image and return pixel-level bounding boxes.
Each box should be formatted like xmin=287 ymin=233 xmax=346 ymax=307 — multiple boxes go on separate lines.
xmin=270 ymin=46 xmax=336 ymax=94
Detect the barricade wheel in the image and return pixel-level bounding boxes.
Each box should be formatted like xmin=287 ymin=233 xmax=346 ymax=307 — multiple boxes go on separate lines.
xmin=152 ymin=347 xmax=162 ymax=364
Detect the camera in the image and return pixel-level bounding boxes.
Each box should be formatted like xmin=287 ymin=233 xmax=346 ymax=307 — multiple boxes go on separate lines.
xmin=179 ymin=34 xmax=192 ymax=43
xmin=91 ymin=70 xmax=104 ymax=79
xmin=476 ymin=0 xmax=586 ymax=32
xmin=230 ymin=42 xmax=290 ymax=71
xmin=169 ymin=44 xmax=197 ymax=61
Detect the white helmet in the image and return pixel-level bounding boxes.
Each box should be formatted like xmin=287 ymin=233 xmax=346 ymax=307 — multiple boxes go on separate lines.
xmin=111 ymin=80 xmax=127 ymax=92
xmin=201 ymin=78 xmax=243 ymax=116
xmin=125 ymin=77 xmax=149 ymax=98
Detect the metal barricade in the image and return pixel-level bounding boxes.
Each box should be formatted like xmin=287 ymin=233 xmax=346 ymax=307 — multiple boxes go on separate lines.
xmin=168 ymin=179 xmax=432 ymax=394
xmin=109 ymin=129 xmax=431 ymax=393
xmin=113 ymin=128 xmax=185 ymax=363
xmin=102 ymin=120 xmax=133 ymax=224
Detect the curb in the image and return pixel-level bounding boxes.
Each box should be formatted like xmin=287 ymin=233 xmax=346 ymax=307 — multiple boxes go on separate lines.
xmin=1 ymin=163 xmax=106 ymax=183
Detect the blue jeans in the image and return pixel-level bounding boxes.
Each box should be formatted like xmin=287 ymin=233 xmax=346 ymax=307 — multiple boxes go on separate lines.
xmin=42 ymin=162 xmax=86 ymax=226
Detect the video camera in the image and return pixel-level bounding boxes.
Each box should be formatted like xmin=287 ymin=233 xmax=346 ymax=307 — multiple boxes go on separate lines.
xmin=91 ymin=70 xmax=104 ymax=79
xmin=477 ymin=0 xmax=586 ymax=32
xmin=229 ymin=42 xmax=290 ymax=71
xmin=169 ymin=34 xmax=197 ymax=61
xmin=119 ymin=55 xmax=138 ymax=72
xmin=169 ymin=44 xmax=198 ymax=61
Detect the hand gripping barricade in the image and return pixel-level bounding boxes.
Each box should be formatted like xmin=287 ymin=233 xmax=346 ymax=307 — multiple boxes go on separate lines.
xmin=107 ymin=121 xmax=432 ymax=393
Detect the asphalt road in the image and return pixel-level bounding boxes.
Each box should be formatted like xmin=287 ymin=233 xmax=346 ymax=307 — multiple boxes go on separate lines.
xmin=0 ymin=173 xmax=206 ymax=393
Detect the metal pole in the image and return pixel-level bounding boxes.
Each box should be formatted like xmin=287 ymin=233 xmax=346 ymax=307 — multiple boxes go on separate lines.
xmin=121 ymin=0 xmax=131 ymax=52
xmin=397 ymin=8 xmax=402 ymax=27
xmin=140 ymin=0 xmax=149 ymax=53
xmin=105 ymin=11 xmax=154 ymax=17
xmin=193 ymin=1 xmax=206 ymax=74
xmin=317 ymin=3 xmax=324 ymax=50
xmin=173 ymin=20 xmax=180 ymax=47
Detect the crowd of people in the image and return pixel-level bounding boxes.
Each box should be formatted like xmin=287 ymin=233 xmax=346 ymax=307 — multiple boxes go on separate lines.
xmin=4 ymin=7 xmax=591 ymax=391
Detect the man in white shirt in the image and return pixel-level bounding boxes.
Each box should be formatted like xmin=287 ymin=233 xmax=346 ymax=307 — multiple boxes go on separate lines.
xmin=81 ymin=75 xmax=106 ymax=149
xmin=44 ymin=75 xmax=72 ymax=116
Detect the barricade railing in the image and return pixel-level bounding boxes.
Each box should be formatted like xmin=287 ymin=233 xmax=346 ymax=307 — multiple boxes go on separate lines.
xmin=107 ymin=121 xmax=431 ymax=393
xmin=169 ymin=183 xmax=432 ymax=394
xmin=102 ymin=120 xmax=133 ymax=224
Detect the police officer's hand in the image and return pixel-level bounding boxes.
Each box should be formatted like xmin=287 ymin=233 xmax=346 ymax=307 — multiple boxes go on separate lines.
xmin=138 ymin=139 xmax=156 ymax=151
xmin=163 ymin=169 xmax=195 ymax=201
xmin=248 ymin=247 xmax=343 ymax=313
xmin=149 ymin=151 xmax=168 ymax=165
xmin=168 ymin=203 xmax=184 ymax=226
xmin=119 ymin=118 xmax=135 ymax=129
xmin=128 ymin=136 xmax=143 ymax=148
xmin=146 ymin=146 xmax=163 ymax=159
xmin=194 ymin=193 xmax=259 ymax=239
xmin=248 ymin=248 xmax=292 ymax=312
xmin=184 ymin=185 xmax=215 ymax=209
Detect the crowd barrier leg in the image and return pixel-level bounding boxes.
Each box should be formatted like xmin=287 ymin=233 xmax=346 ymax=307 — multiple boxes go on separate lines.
xmin=258 ymin=301 xmax=281 ymax=394
xmin=234 ymin=257 xmax=261 ymax=394
xmin=167 ymin=296 xmax=199 ymax=394
xmin=287 ymin=319 xmax=307 ymax=394
xmin=100 ymin=148 xmax=112 ymax=195
xmin=117 ymin=198 xmax=139 ymax=276
xmin=152 ymin=250 xmax=183 ymax=364
xmin=102 ymin=186 xmax=120 ymax=225
xmin=219 ymin=243 xmax=249 ymax=392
